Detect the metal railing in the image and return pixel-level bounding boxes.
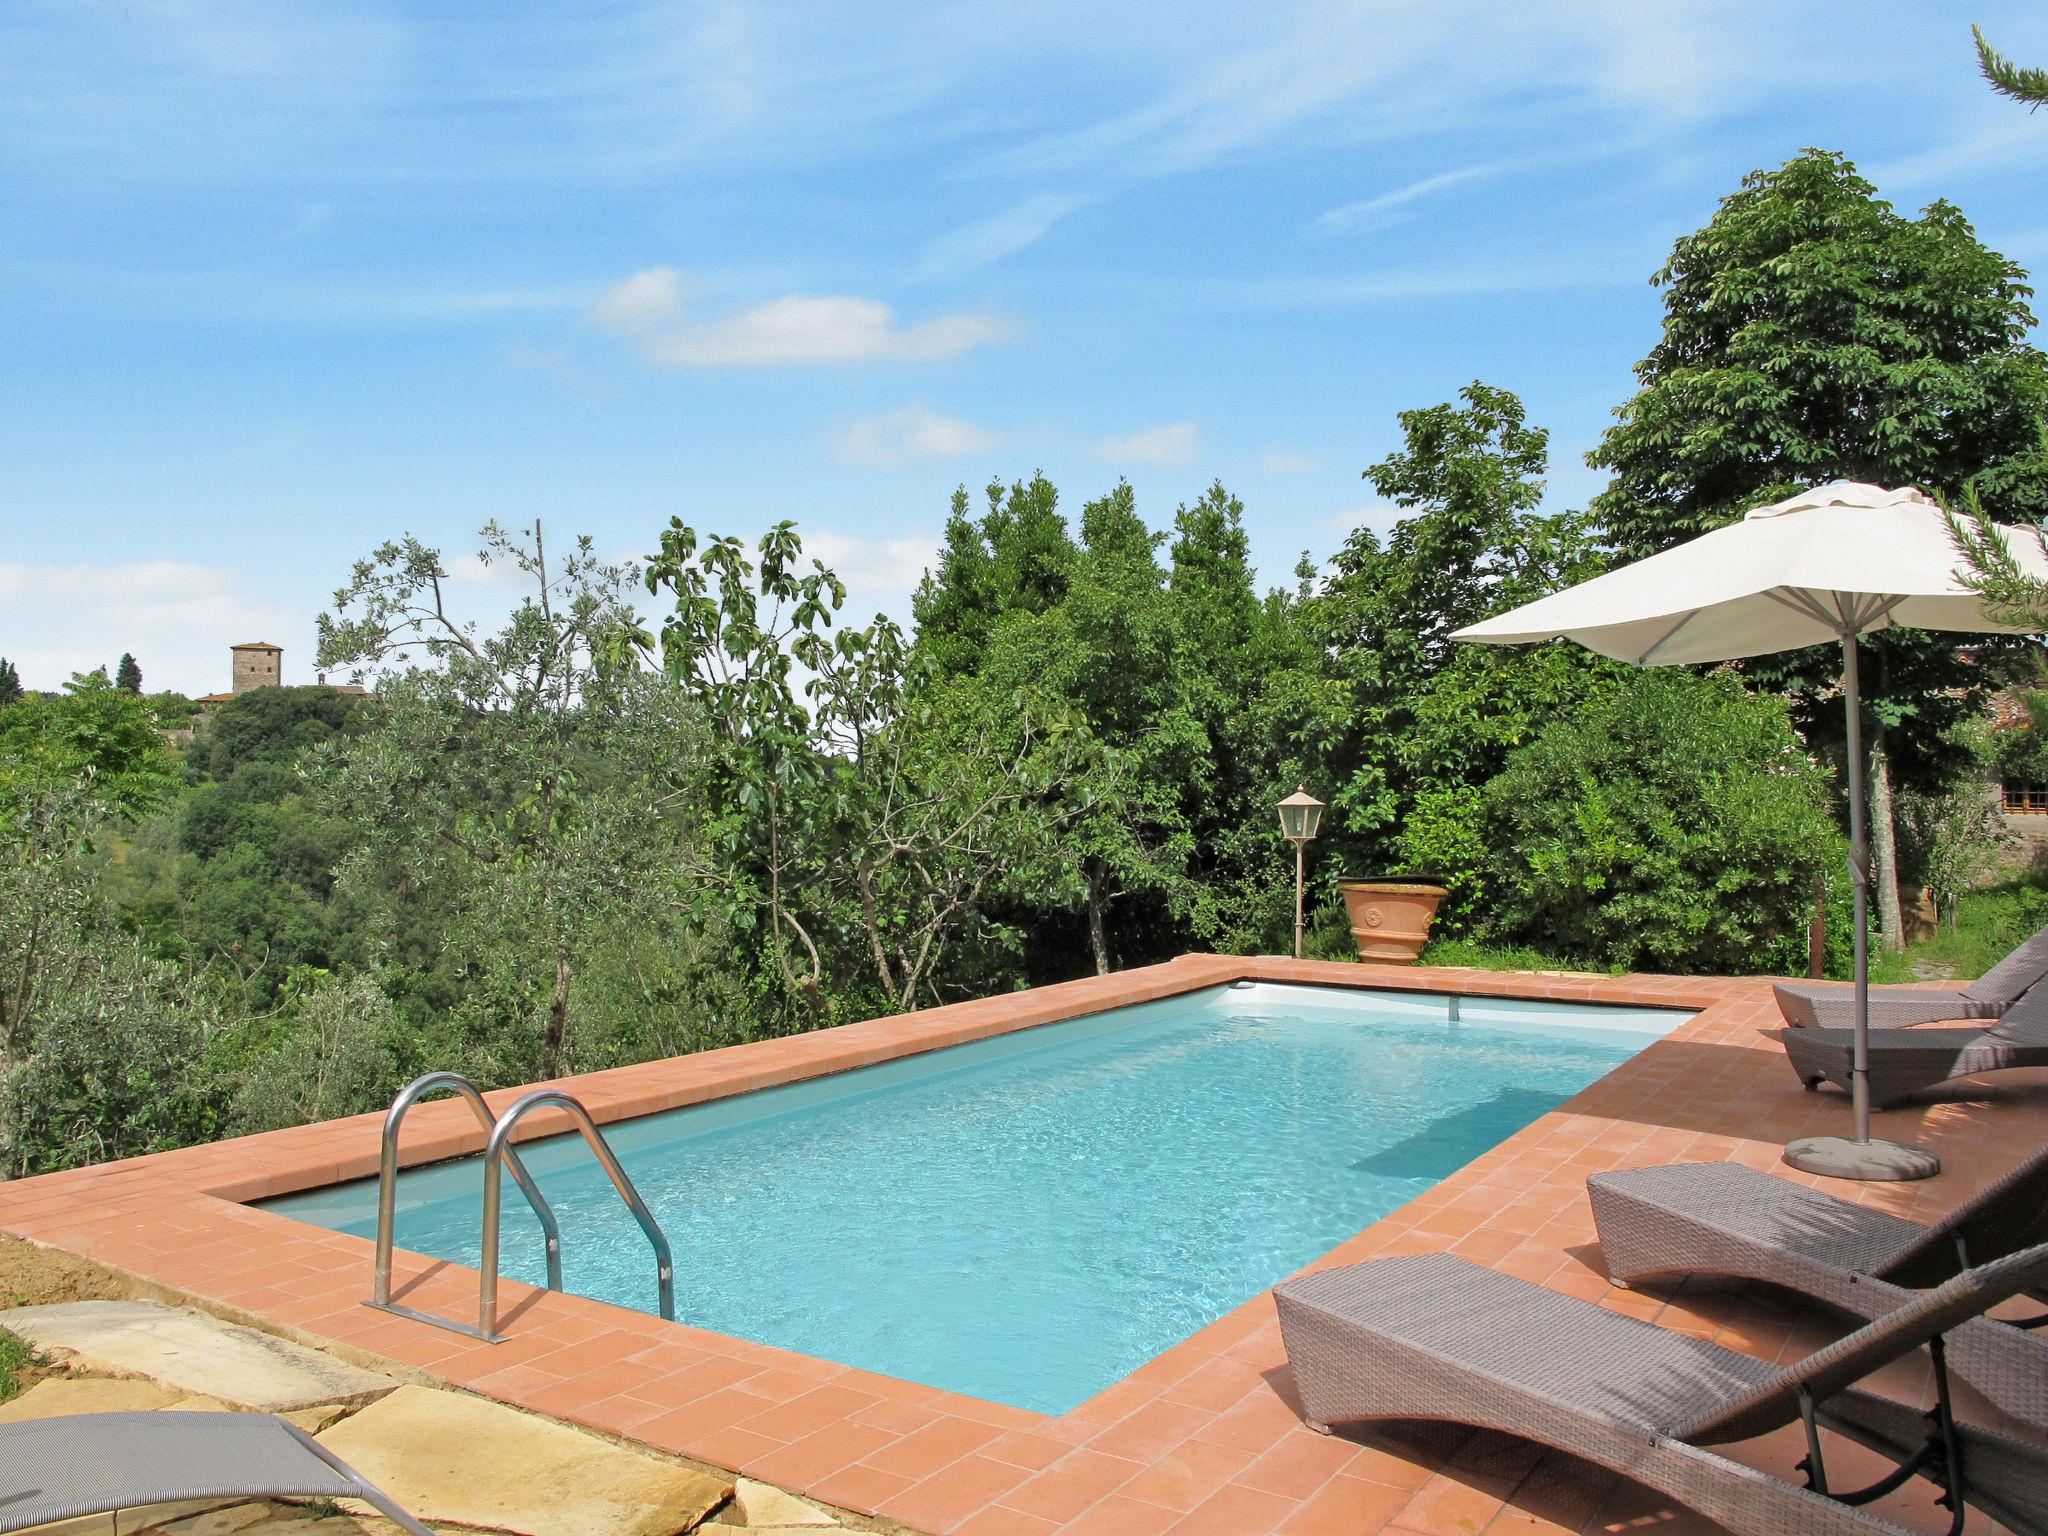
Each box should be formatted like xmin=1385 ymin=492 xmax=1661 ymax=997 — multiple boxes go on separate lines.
xmin=480 ymin=1089 xmax=675 ymax=1338
xmin=365 ymin=1072 xmax=673 ymax=1342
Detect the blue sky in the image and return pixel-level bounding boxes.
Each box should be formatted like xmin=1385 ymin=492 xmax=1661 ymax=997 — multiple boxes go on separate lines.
xmin=7 ymin=0 xmax=2048 ymax=694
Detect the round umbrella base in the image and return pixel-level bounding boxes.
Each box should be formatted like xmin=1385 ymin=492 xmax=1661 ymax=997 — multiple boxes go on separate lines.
xmin=1782 ymin=1134 xmax=1940 ymax=1182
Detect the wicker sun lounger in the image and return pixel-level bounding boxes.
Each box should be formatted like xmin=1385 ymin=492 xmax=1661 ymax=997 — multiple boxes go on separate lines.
xmin=1588 ymin=1155 xmax=2048 ymax=1430
xmin=0 ymin=1411 xmax=433 ymax=1535
xmin=1274 ymin=1244 xmax=2048 ymax=1536
xmin=1772 ymin=985 xmax=2048 ymax=1108
xmin=1774 ymin=921 xmax=2048 ymax=1029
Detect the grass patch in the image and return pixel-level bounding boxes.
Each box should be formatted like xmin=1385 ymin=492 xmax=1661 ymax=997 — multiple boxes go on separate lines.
xmin=1866 ymin=877 xmax=2048 ymax=986
xmin=1308 ymin=870 xmax=2048 ymax=982
xmin=0 ymin=1327 xmax=39 ymax=1402
xmin=1417 ymin=938 xmax=1619 ymax=975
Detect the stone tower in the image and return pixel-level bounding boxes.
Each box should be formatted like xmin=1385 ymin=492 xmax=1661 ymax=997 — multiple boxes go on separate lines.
xmin=230 ymin=642 xmax=282 ymax=694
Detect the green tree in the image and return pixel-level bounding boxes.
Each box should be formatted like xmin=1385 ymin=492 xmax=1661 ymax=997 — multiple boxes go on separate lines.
xmin=912 ymin=474 xmax=1077 ymax=677
xmin=1484 ymin=670 xmax=1840 ymax=973
xmin=1587 ymin=150 xmax=2048 ymax=948
xmin=974 ymin=483 xmax=1201 ymax=972
xmin=0 ymin=676 xmax=222 ymax=1173
xmin=115 ymin=687 xmax=369 ymax=997
xmin=228 ymin=971 xmax=405 ymax=1135
xmin=317 ymin=521 xmax=668 ymax=1081
xmin=114 ymin=654 xmax=142 ymax=694
xmin=0 ymin=669 xmax=178 ymax=831
xmin=1590 ymin=151 xmax=2048 ymax=554
xmin=643 ymin=519 xmax=1095 ymax=1013
xmin=0 ymin=661 xmax=21 ymax=710
xmin=1165 ymin=483 xmax=1314 ymax=952
xmin=1316 ymin=384 xmax=1611 ymax=925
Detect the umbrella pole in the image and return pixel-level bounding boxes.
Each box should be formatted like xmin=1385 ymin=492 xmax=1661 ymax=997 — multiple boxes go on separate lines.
xmin=1842 ymin=636 xmax=1872 ymax=1143
xmin=1781 ymin=633 xmax=1938 ymax=1183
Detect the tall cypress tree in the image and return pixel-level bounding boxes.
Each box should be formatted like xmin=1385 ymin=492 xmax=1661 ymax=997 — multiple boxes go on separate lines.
xmin=910 ymin=474 xmax=1076 ymax=676
xmin=114 ymin=653 xmax=142 ymax=694
xmin=0 ymin=659 xmax=20 ymax=709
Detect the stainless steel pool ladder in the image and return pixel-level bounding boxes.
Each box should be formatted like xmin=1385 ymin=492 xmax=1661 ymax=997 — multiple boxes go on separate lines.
xmin=367 ymin=1072 xmax=676 ymax=1342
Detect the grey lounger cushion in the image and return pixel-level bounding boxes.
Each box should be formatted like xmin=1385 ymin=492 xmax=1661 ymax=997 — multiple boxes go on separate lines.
xmin=0 ymin=1411 xmax=432 ymax=1535
xmin=1775 ymin=919 xmax=2048 ymax=1029
xmin=1588 ymin=1157 xmax=2048 ymax=1430
xmin=1275 ymin=1244 xmax=2048 ymax=1536
xmin=1772 ymin=986 xmax=2048 ymax=1108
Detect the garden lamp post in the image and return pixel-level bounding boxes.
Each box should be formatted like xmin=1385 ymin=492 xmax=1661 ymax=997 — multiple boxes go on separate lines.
xmin=1278 ymin=787 xmax=1325 ymax=960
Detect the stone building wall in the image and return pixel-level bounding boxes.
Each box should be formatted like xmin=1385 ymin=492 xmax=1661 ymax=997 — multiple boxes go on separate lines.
xmin=230 ymin=645 xmax=280 ymax=694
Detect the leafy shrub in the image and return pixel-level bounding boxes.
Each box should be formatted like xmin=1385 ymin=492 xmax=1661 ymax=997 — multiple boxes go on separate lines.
xmin=1396 ymin=785 xmax=1491 ymax=933
xmin=1483 ymin=670 xmax=1840 ymax=973
xmin=1 ymin=934 xmax=229 ymax=1175
xmin=1991 ymin=689 xmax=2048 ymax=786
xmin=1899 ymin=786 xmax=2014 ymax=928
xmin=0 ymin=1328 xmax=37 ymax=1400
xmin=230 ymin=972 xmax=405 ymax=1134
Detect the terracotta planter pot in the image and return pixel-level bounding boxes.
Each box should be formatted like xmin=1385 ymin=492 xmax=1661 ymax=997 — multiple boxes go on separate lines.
xmin=1338 ymin=880 xmax=1446 ymax=965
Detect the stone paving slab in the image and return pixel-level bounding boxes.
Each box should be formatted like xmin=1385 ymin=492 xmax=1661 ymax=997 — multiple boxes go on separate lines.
xmin=161 ymin=1518 xmax=402 ymax=1536
xmin=733 ymin=1479 xmax=837 ymax=1526
xmin=316 ymin=1384 xmax=731 ymax=1536
xmin=0 ymin=1374 xmax=187 ymax=1421
xmin=19 ymin=1499 xmax=239 ymax=1536
xmin=156 ymin=1507 xmax=275 ymax=1536
xmin=1 ymin=1302 xmax=398 ymax=1412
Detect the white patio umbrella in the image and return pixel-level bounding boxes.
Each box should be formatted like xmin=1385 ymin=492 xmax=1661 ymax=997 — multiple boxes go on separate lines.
xmin=1452 ymin=480 xmax=2048 ymax=1182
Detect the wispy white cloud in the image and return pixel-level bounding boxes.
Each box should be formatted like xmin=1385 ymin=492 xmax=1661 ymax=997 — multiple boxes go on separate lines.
xmin=1561 ymin=0 xmax=1751 ymax=120
xmin=1870 ymin=114 xmax=2048 ymax=189
xmin=916 ymin=193 xmax=1092 ymax=277
xmin=0 ymin=560 xmax=294 ymax=695
xmin=1232 ymin=256 xmax=1638 ymax=305
xmin=802 ymin=529 xmax=941 ymax=605
xmin=833 ymin=406 xmax=1001 ymax=465
xmin=1325 ymin=502 xmax=1404 ymax=536
xmin=1259 ymin=449 xmax=1325 ymax=475
xmin=975 ymin=1 xmax=1768 ymax=192
xmin=977 ymin=11 xmax=1422 ymax=182
xmin=591 ymin=267 xmax=1012 ymax=366
xmin=1314 ymin=165 xmax=1497 ymax=233
xmin=1094 ymin=422 xmax=1198 ymax=465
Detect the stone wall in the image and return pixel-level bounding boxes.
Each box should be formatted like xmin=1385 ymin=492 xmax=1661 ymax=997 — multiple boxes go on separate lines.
xmin=231 ymin=646 xmax=280 ymax=694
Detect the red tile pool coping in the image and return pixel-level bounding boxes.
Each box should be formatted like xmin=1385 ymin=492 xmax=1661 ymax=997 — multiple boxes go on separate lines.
xmin=1 ymin=954 xmax=2038 ymax=1536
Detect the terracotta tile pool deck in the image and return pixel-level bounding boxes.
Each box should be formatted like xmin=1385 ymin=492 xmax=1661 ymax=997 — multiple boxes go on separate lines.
xmin=0 ymin=954 xmax=2039 ymax=1536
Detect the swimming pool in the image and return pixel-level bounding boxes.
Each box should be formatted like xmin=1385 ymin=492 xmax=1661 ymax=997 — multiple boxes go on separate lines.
xmin=267 ymin=981 xmax=1686 ymax=1413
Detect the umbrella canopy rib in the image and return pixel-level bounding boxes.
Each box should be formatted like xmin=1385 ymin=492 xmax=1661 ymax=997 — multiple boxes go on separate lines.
xmin=1634 ymin=608 xmax=1706 ymax=665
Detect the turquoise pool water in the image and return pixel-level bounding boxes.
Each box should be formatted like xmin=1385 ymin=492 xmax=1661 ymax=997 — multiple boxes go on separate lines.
xmin=266 ymin=982 xmax=1684 ymax=1413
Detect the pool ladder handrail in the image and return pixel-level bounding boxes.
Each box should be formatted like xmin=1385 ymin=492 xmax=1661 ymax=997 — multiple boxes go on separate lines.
xmin=365 ymin=1072 xmax=674 ymax=1343
xmin=480 ymin=1089 xmax=675 ymax=1339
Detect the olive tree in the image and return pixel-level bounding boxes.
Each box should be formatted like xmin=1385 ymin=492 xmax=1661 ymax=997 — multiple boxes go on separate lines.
xmin=316 ymin=522 xmax=684 ymax=1081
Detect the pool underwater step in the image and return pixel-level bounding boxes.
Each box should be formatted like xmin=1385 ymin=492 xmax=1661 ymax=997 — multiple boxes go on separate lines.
xmin=366 ymin=1072 xmax=675 ymax=1343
